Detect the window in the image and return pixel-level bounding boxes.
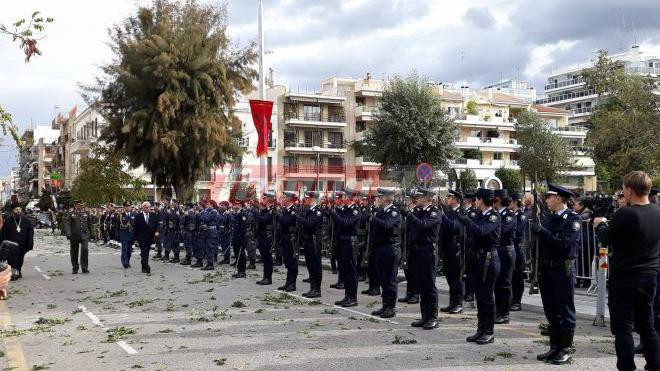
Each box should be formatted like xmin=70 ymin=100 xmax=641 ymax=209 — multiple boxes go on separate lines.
xmin=493 ymin=152 xmax=503 ymax=160
xmin=327 ymin=132 xmax=343 ymax=148
xmin=304 ymin=131 xmax=321 ymax=147
xmin=303 ymin=105 xmax=321 ymax=121
xmin=356 ymin=121 xmax=366 ymax=132
xmin=448 ymin=107 xmax=460 ymax=117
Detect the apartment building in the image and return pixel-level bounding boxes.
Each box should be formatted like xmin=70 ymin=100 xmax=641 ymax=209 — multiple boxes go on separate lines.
xmin=536 ymin=45 xmax=660 ymax=125
xmin=16 ymin=126 xmax=59 ymax=199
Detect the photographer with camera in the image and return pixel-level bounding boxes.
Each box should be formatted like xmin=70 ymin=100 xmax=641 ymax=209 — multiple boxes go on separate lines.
xmin=594 ymin=171 xmax=660 ymax=371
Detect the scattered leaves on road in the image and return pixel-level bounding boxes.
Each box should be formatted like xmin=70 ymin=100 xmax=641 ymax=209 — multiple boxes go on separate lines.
xmin=127 ymin=298 xmax=155 ymax=308
xmin=105 ymin=326 xmax=136 ymax=342
xmin=214 ymin=358 xmax=227 ymax=366
xmin=392 ymin=335 xmax=417 ymax=345
xmin=231 ymin=301 xmax=246 ymax=308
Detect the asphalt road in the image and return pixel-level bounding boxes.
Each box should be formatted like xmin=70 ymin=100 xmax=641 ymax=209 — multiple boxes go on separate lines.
xmin=0 ymin=230 xmax=625 ymax=370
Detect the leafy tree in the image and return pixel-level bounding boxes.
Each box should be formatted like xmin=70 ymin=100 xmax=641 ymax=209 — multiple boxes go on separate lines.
xmin=515 ymin=111 xmax=574 ymax=181
xmin=582 ymin=50 xmax=660 ymax=179
xmin=458 ymin=169 xmax=478 ymax=194
xmin=36 ymin=188 xmax=54 ymax=211
xmin=465 ymin=100 xmax=478 ymax=115
xmin=359 ymin=72 xmax=459 ymax=167
xmin=495 ymin=167 xmax=522 ymax=192
xmin=92 ymin=0 xmax=256 ymax=200
xmin=0 ymin=11 xmax=53 ymax=150
xmin=70 ymin=144 xmax=146 ymax=206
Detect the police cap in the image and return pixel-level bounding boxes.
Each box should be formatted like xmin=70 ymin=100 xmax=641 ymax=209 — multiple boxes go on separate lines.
xmin=494 ymin=189 xmax=509 ymax=199
xmin=305 ymin=191 xmax=320 ymax=199
xmin=476 ymin=188 xmax=494 ymax=202
xmin=546 ymin=182 xmax=575 ymax=198
xmin=447 ymin=189 xmax=463 ymax=199
xmin=282 ymin=191 xmax=297 ymax=199
xmin=376 ymin=187 xmax=396 ymax=197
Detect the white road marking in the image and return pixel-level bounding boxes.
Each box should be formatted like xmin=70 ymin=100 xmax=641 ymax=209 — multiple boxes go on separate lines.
xmin=34 ymin=266 xmax=51 ymax=281
xmin=78 ymin=305 xmax=138 ymax=355
xmin=274 ymin=290 xmax=400 ymax=325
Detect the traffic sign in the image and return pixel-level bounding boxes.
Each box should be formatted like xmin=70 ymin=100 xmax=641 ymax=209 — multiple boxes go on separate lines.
xmin=416 ymin=162 xmax=433 ymax=183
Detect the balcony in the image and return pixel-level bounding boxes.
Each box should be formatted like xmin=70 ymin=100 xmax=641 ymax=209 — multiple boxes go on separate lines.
xmin=455 ymin=137 xmax=520 ymax=151
xmin=452 ymin=158 xmax=519 ymax=169
xmin=544 ymin=77 xmax=586 ymax=92
xmin=284 ymin=112 xmax=347 ymax=128
xmin=354 ymin=80 xmax=385 ymax=96
xmin=355 ymin=105 xmax=378 ymax=121
xmin=625 ymin=66 xmax=660 ymax=76
xmin=70 ymin=139 xmax=93 ymax=155
xmin=456 ymin=114 xmax=516 ymax=130
xmin=355 ymin=156 xmax=381 ymax=170
xmin=552 ymin=126 xmax=588 ymax=138
xmin=572 ymin=106 xmax=595 ymax=117
xmin=285 ymin=91 xmax=346 ymax=103
xmin=571 ymin=145 xmax=593 ymax=155
xmin=284 ymin=139 xmax=347 ymax=154
xmin=535 ymin=89 xmax=596 ymax=105
xmin=283 ymin=165 xmax=346 ymax=178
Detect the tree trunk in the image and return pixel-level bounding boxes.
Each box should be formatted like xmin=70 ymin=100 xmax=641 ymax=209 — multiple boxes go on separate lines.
xmin=173 ymin=180 xmax=191 ymax=202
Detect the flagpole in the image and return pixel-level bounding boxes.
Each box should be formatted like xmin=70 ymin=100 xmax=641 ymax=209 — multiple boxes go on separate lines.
xmin=258 ymin=0 xmax=266 ymax=196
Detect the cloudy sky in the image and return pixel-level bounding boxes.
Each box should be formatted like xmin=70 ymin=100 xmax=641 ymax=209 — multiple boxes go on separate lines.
xmin=1 ymin=0 xmax=659 ymax=176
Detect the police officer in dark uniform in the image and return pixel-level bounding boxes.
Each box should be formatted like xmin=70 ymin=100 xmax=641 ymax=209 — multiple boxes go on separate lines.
xmin=276 ymin=191 xmax=299 ymax=291
xmin=329 ymin=191 xmax=346 ymax=290
xmin=297 ymin=191 xmax=323 ymax=298
xmin=217 ymin=201 xmax=232 ymax=264
xmin=230 ymin=201 xmax=248 ymax=278
xmin=462 ymin=193 xmax=479 ymax=305
xmin=399 ymin=189 xmax=420 ymax=304
xmin=440 ymin=189 xmax=465 ymax=314
xmin=190 ymin=203 xmax=205 ymax=268
xmin=457 ymin=188 xmax=501 ymax=344
xmin=510 ymin=192 xmax=527 ymax=311
xmin=406 ymin=188 xmax=442 ymax=329
xmin=153 ymin=203 xmax=165 ymax=259
xmin=254 ymin=192 xmax=276 ymax=285
xmin=531 ymin=183 xmax=580 ymax=364
xmin=181 ymin=202 xmax=196 ymax=266
xmin=494 ymin=189 xmax=517 ymax=324
xmin=330 ymin=188 xmax=363 ymax=307
xmin=369 ymin=187 xmax=401 ymax=319
xmin=361 ymin=196 xmax=381 ymax=297
xmin=202 ymin=201 xmax=220 ymax=270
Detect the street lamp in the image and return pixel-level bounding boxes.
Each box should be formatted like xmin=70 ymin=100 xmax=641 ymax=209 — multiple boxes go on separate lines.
xmin=312 ymin=145 xmax=321 ymax=191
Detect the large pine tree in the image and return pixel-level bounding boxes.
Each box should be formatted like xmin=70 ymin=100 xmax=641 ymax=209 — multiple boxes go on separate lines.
xmin=94 ymin=0 xmax=256 ymax=200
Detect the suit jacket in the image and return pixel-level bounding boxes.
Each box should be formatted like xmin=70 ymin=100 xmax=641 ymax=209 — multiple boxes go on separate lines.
xmin=134 ymin=212 xmax=157 ymax=243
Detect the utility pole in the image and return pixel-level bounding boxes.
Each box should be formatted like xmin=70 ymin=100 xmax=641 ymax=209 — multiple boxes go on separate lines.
xmin=258 ymin=0 xmax=266 ymax=195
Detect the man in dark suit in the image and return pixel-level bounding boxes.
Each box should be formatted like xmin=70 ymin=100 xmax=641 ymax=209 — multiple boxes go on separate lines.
xmin=134 ymin=201 xmax=158 ymax=274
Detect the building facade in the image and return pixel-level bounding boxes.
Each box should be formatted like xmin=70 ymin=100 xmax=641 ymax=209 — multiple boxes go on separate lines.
xmin=16 ymin=126 xmax=59 ymax=199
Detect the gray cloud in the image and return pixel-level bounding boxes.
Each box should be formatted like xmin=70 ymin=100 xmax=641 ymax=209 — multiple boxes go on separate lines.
xmin=463 ymin=7 xmax=495 ymax=29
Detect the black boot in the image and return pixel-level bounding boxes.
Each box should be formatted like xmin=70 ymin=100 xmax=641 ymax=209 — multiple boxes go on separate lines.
xmin=371 ymin=307 xmax=386 ymax=316
xmin=169 ymin=254 xmax=180 ymax=263
xmin=407 ymin=294 xmax=420 ymax=304
xmin=256 ymin=277 xmax=272 ymax=285
xmin=380 ymin=307 xmax=396 ymax=318
xmin=423 ymin=305 xmax=439 ymax=330
xmin=191 ymin=259 xmax=204 ymax=268
xmin=466 ymin=318 xmax=484 ymax=342
xmin=494 ymin=314 xmax=510 ymax=324
xmin=551 ymin=329 xmax=574 ymax=365
xmin=476 ymin=319 xmax=495 ymax=344
xmin=398 ymin=293 xmax=413 ymax=303
xmin=411 ymin=301 xmax=428 ymax=327
xmin=302 ymin=289 xmax=321 ymax=298
xmin=334 ymin=297 xmax=349 ymax=306
xmin=537 ymin=328 xmax=559 ymax=361
xmin=341 ymin=296 xmax=357 ymax=307
xmin=180 ymin=256 xmax=191 ymax=265
xmin=247 ymin=260 xmax=256 ymax=270
xmin=200 ymin=263 xmax=214 ymax=270
xmin=232 ymin=272 xmax=246 ymax=278
xmin=449 ymin=304 xmax=463 ymax=314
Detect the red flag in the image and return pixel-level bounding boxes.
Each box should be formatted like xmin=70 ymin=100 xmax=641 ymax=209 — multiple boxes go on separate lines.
xmin=249 ymin=99 xmax=274 ymax=157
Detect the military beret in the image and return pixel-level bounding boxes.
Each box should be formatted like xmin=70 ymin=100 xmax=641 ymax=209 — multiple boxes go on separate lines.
xmin=447 ymin=189 xmax=463 ymax=199
xmin=546 ymin=182 xmax=574 ymax=198
xmin=476 ymin=188 xmax=494 ymax=201
xmin=494 ymin=189 xmax=509 ymax=199
xmin=376 ymin=187 xmax=396 ymax=197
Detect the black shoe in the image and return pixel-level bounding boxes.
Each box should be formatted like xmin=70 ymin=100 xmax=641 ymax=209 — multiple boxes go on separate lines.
xmin=277 ymin=284 xmax=290 ymax=291
xmin=303 ymin=278 xmax=310 ymax=283
xmin=551 ymin=349 xmax=571 ymax=365
xmin=302 ymin=290 xmax=321 ymax=298
xmin=537 ymin=330 xmax=559 ymax=361
xmin=232 ymin=272 xmax=246 ymax=278
xmin=330 ymin=282 xmax=344 ymax=289
xmin=200 ymin=264 xmax=214 ymax=271
xmin=634 ymin=342 xmax=645 ymax=355
xmin=476 ymin=333 xmax=495 ymax=344
xmin=284 ymin=285 xmax=296 ymax=292
xmin=423 ymin=318 xmax=439 ymax=330
xmin=180 ymin=258 xmax=191 ymax=265
xmin=334 ymin=297 xmax=349 ymax=306
xmin=142 ymin=267 xmax=151 ymax=274
xmin=365 ymin=289 xmax=380 ymax=296
xmin=123 ymin=264 xmax=130 ymax=269
xmin=256 ymin=278 xmax=272 ymax=285
xmin=341 ymin=298 xmax=358 ymax=307
xmin=82 ymin=269 xmax=89 ymax=274
xmin=371 ymin=307 xmax=386 ymax=316
xmin=398 ymin=294 xmax=412 ymax=303
xmin=449 ymin=305 xmax=463 ymax=314
xmin=494 ymin=315 xmax=510 ymax=324
xmin=407 ymin=295 xmax=420 ymax=304
xmin=72 ymin=268 xmax=79 ymax=275
xmin=380 ymin=307 xmax=396 ymax=318
xmin=153 ymin=253 xmax=162 ymax=260
xmin=440 ymin=305 xmax=452 ymax=313
xmin=411 ymin=317 xmax=428 ymax=327
xmin=169 ymin=257 xmax=180 ymax=263
xmin=510 ymin=303 xmax=522 ymax=312
xmin=357 ymin=275 xmax=366 ymax=282
xmin=466 ymin=330 xmax=484 ymax=342
xmin=551 ymin=330 xmax=574 ymax=365
xmin=247 ymin=263 xmax=256 ymax=270
xmin=191 ymin=260 xmax=204 ymax=268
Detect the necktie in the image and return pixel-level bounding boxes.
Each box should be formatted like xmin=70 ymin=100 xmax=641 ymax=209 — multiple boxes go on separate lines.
xmin=145 ymin=213 xmax=148 ymax=223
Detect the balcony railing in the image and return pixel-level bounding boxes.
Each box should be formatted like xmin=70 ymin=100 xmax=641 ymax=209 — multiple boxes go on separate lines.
xmin=571 ymin=145 xmax=593 ymax=153
xmin=535 ymin=89 xmax=596 ymax=104
xmin=572 ymin=106 xmax=595 ymax=115
xmin=544 ymin=77 xmax=586 ymax=91
xmin=625 ymin=66 xmax=660 ymax=76
xmin=552 ymin=126 xmax=589 ymax=132
xmin=284 ymin=140 xmax=346 ymax=149
xmin=283 ymin=165 xmax=346 ymax=175
xmin=453 ymin=158 xmax=519 ymax=167
xmin=285 ymin=112 xmax=346 ymax=123
xmin=457 ymin=137 xmax=518 ymax=146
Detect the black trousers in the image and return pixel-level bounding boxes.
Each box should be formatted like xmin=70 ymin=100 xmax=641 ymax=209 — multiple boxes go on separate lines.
xmin=338 ymin=237 xmax=358 ymax=298
xmin=367 ymin=250 xmax=380 ymax=290
xmin=138 ymin=239 xmax=151 ymax=269
xmin=609 ymin=272 xmax=660 ymax=371
xmin=257 ymin=235 xmax=273 ymax=279
xmin=376 ymin=245 xmax=400 ymax=308
xmin=70 ymin=239 xmax=89 ymax=271
xmin=409 ymin=249 xmax=438 ymax=318
xmin=511 ymin=242 xmax=526 ymax=304
xmin=443 ymin=246 xmax=465 ymax=306
xmin=7 ymin=246 xmax=27 ymax=272
xmin=280 ymin=238 xmax=298 ymax=285
xmin=495 ymin=245 xmax=516 ymax=317
xmin=303 ymin=237 xmax=322 ymax=290
xmin=233 ymin=240 xmax=247 ymax=273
